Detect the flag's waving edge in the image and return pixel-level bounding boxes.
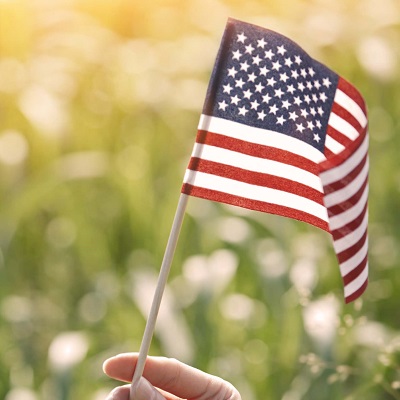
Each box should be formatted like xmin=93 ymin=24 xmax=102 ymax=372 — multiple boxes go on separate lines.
xmin=319 ymin=77 xmax=368 ymax=303
xmin=182 ymin=18 xmax=368 ymax=303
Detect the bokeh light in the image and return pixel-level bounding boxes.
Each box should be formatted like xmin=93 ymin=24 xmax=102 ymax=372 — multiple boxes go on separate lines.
xmin=0 ymin=0 xmax=399 ymax=399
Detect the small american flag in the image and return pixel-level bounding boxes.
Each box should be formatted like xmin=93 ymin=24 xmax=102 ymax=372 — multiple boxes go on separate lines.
xmin=182 ymin=18 xmax=368 ymax=303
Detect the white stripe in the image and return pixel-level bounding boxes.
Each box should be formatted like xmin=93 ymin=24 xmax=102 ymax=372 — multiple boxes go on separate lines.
xmin=198 ymin=115 xmax=327 ymax=163
xmin=328 ymin=183 xmax=368 ymax=231
xmin=328 ymin=113 xmax=360 ymax=140
xmin=340 ymin=235 xmax=368 ymax=276
xmin=344 ymin=263 xmax=368 ymax=298
xmin=333 ymin=209 xmax=368 ymax=254
xmin=320 ymin=133 xmax=369 ymax=185
xmin=191 ymin=143 xmax=324 ymax=192
xmin=323 ymin=157 xmax=369 ymax=208
xmin=183 ymin=170 xmax=329 ymax=222
xmin=335 ymin=89 xmax=367 ymax=128
xmin=324 ymin=135 xmax=345 ymax=155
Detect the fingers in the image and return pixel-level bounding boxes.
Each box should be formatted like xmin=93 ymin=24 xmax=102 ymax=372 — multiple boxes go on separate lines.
xmin=103 ymin=353 xmax=241 ymax=400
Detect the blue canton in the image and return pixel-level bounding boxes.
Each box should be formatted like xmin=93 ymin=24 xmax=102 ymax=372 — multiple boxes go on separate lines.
xmin=203 ymin=20 xmax=339 ymax=153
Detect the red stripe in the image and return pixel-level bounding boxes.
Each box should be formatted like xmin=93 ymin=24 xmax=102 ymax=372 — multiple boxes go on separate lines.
xmin=325 ymin=124 xmax=353 ymax=150
xmin=337 ymin=230 xmax=368 ymax=264
xmin=331 ymin=102 xmax=363 ymax=133
xmin=343 ymin=254 xmax=368 ymax=286
xmin=319 ymin=127 xmax=367 ymax=172
xmin=196 ymin=130 xmax=319 ymax=175
xmin=323 ymin=151 xmax=368 ymax=195
xmin=323 ymin=146 xmax=334 ymax=160
xmin=181 ymin=183 xmax=329 ymax=232
xmin=327 ymin=174 xmax=368 ymax=216
xmin=337 ymin=77 xmax=367 ymax=116
xmin=188 ymin=158 xmax=324 ymax=204
xmin=345 ymin=278 xmax=368 ymax=304
xmin=330 ymin=202 xmax=368 ymax=240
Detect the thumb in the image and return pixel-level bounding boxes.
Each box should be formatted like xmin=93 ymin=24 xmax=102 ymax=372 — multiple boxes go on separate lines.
xmin=131 ymin=377 xmax=166 ymax=400
xmin=105 ymin=379 xmax=166 ymax=400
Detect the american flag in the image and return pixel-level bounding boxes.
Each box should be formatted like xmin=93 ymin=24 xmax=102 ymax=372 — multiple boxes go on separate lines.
xmin=182 ymin=19 xmax=368 ymax=303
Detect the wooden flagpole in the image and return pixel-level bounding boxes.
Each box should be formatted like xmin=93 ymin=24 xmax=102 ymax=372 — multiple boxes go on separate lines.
xmin=130 ymin=193 xmax=189 ymax=399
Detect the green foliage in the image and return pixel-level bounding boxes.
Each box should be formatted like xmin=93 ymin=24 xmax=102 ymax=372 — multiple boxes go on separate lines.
xmin=0 ymin=1 xmax=399 ymax=399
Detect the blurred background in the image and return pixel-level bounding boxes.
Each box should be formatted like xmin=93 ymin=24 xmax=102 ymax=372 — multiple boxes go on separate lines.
xmin=0 ymin=0 xmax=399 ymax=399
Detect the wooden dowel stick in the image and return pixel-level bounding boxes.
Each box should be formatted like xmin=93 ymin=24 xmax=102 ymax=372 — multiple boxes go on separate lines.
xmin=130 ymin=193 xmax=189 ymax=399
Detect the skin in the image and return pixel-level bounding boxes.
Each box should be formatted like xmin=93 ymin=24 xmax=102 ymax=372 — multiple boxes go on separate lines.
xmin=103 ymin=353 xmax=241 ymax=400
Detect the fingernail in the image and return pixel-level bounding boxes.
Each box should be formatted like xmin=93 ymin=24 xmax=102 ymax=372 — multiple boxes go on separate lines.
xmin=106 ymin=387 xmax=128 ymax=400
xmin=133 ymin=378 xmax=164 ymax=400
xmin=105 ymin=389 xmax=114 ymax=400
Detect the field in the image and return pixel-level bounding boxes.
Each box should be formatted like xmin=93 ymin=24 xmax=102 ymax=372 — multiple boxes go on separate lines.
xmin=0 ymin=0 xmax=400 ymax=399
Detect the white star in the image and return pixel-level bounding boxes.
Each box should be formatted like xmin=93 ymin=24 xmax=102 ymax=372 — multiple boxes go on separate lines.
xmin=307 ymin=121 xmax=315 ymax=130
xmin=267 ymin=77 xmax=277 ymax=86
xmin=259 ymin=66 xmax=269 ymax=76
xmin=257 ymin=38 xmax=267 ymax=48
xmin=282 ymin=99 xmax=291 ymax=109
xmin=237 ymin=32 xmax=247 ymax=43
xmin=316 ymin=120 xmax=322 ymax=129
xmin=252 ymin=54 xmax=262 ymax=65
xmin=314 ymin=80 xmax=321 ymax=90
xmin=235 ymin=78 xmax=245 ymax=89
xmin=304 ymin=94 xmax=311 ymax=104
xmin=294 ymin=55 xmax=302 ymax=64
xmin=272 ymin=60 xmax=282 ymax=71
xmin=228 ymin=67 xmax=238 ymax=77
xmin=258 ymin=110 xmax=267 ymax=120
xmin=245 ymin=44 xmax=255 ymax=54
xmin=238 ymin=106 xmax=248 ymax=116
xmin=320 ymin=92 xmax=328 ymax=102
xmin=279 ymin=72 xmax=289 ymax=82
xmin=300 ymin=109 xmax=309 ymax=118
xmin=289 ymin=111 xmax=298 ymax=121
xmin=276 ymin=115 xmax=286 ymax=125
xmin=274 ymin=88 xmax=284 ymax=98
xmin=293 ymin=96 xmax=302 ymax=106
xmin=285 ymin=57 xmax=293 ymax=67
xmin=296 ymin=123 xmax=305 ymax=132
xmin=248 ymin=72 xmax=257 ymax=82
xmin=297 ymin=82 xmax=305 ymax=91
xmin=323 ymin=77 xmax=332 ymax=87
xmin=255 ymin=82 xmax=264 ymax=93
xmin=218 ymin=100 xmax=228 ymax=111
xmin=291 ymin=69 xmax=300 ymax=79
xmin=300 ymin=69 xmax=307 ymax=78
xmin=310 ymin=107 xmax=317 ymax=116
xmin=287 ymin=84 xmax=295 ymax=94
xmin=223 ymin=84 xmax=233 ymax=94
xmin=312 ymin=94 xmax=318 ymax=103
xmin=240 ymin=61 xmax=250 ymax=71
xmin=231 ymin=95 xmax=240 ymax=105
xmin=306 ymin=81 xmax=313 ymax=90
xmin=317 ymin=107 xmax=324 ymax=116
xmin=262 ymin=93 xmax=272 ymax=103
xmin=232 ymin=50 xmax=242 ymax=60
xmin=264 ymin=49 xmax=274 ymax=59
xmin=243 ymin=89 xmax=252 ymax=99
xmin=277 ymin=45 xmax=287 ymax=55
xmin=251 ymin=99 xmax=260 ymax=110
xmin=313 ymin=133 xmax=321 ymax=143
xmin=308 ymin=67 xmax=316 ymax=77
xmin=269 ymin=104 xmax=279 ymax=114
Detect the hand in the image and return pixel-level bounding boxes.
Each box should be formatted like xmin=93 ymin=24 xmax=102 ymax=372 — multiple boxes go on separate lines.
xmin=103 ymin=353 xmax=241 ymax=400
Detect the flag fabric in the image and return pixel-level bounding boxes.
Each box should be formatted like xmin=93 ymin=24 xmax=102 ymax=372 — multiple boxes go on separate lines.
xmin=181 ymin=18 xmax=368 ymax=303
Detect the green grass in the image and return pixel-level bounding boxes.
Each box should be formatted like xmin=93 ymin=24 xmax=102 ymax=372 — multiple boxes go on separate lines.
xmin=0 ymin=1 xmax=399 ymax=399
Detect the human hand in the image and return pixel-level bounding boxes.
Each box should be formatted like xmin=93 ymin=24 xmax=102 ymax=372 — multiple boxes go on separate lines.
xmin=103 ymin=353 xmax=241 ymax=400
